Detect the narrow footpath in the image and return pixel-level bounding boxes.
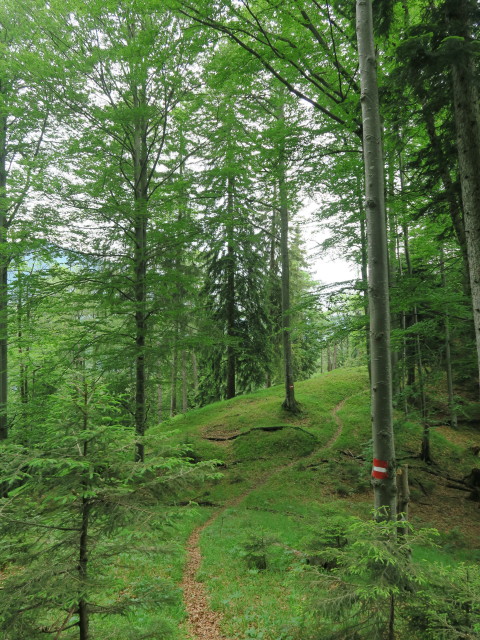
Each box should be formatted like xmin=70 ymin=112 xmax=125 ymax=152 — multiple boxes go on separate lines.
xmin=181 ymin=397 xmax=348 ymax=640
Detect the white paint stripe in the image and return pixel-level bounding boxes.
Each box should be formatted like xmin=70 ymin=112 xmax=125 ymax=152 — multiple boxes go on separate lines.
xmin=373 ymin=466 xmax=387 ymax=473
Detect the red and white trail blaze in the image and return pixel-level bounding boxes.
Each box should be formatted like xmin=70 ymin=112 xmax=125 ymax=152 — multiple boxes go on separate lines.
xmin=372 ymin=458 xmax=389 ymax=479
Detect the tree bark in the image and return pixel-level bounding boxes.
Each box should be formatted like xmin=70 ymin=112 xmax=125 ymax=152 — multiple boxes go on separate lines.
xmin=226 ymin=175 xmax=236 ymax=400
xmin=359 ymin=203 xmax=371 ymax=382
xmin=277 ymin=100 xmax=298 ymax=413
xmin=17 ymin=268 xmax=29 ymax=405
xmin=157 ymin=383 xmax=162 ymax=424
xmin=182 ymin=350 xmax=188 ymax=413
xmin=447 ymin=0 xmax=480 ymax=397
xmin=170 ymin=342 xmax=178 ymax=417
xmin=78 ymin=494 xmax=90 ymax=640
xmin=356 ymin=0 xmax=397 ymax=519
xmin=0 ymin=111 xmax=7 ymax=440
xmin=133 ymin=82 xmax=148 ymax=462
xmin=191 ymin=352 xmax=198 ymax=394
xmin=440 ymin=249 xmax=457 ymax=428
xmin=79 ymin=375 xmax=90 ymax=640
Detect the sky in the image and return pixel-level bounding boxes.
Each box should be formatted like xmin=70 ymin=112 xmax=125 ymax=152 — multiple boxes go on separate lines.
xmin=299 ymin=204 xmax=358 ymax=286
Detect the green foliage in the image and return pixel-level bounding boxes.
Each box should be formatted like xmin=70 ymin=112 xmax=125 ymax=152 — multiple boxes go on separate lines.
xmin=236 ymin=532 xmax=279 ymax=572
xmin=0 ymin=373 xmax=215 ymax=638
xmin=303 ymin=517 xmax=480 ymax=640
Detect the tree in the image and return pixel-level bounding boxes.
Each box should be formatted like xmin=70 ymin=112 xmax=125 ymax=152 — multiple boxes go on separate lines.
xmin=194 ymin=69 xmax=273 ymax=402
xmin=0 ymin=362 xmax=214 ymax=639
xmin=0 ymin=2 xmax=50 ymax=439
xmin=445 ymin=0 xmax=480 ymax=397
xmin=356 ymin=0 xmax=397 ymax=518
xmin=35 ymin=0 xmax=205 ymax=459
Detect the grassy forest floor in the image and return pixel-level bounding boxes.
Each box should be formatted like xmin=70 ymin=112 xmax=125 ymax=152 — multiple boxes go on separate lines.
xmin=97 ymin=368 xmax=480 ymax=640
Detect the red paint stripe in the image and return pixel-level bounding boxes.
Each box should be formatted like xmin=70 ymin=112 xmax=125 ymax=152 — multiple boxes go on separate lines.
xmin=372 ymin=458 xmax=389 ymax=479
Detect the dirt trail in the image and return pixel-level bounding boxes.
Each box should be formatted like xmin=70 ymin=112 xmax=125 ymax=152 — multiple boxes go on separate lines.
xmin=181 ymin=397 xmax=347 ymax=640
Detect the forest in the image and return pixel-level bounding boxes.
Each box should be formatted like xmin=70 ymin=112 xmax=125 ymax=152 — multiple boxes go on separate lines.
xmin=0 ymin=0 xmax=480 ymax=638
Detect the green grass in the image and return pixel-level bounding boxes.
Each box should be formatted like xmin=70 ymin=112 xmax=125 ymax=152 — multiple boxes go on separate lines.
xmin=92 ymin=367 xmax=479 ymax=639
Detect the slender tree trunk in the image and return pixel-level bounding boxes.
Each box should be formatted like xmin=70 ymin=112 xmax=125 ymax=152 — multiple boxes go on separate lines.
xmin=403 ymin=213 xmax=430 ymax=458
xmin=79 ymin=496 xmax=90 ymax=640
xmin=0 ymin=112 xmax=7 ymax=440
xmin=440 ymin=249 xmax=457 ymax=428
xmin=266 ymin=187 xmax=278 ymax=390
xmin=133 ymin=83 xmax=148 ymax=462
xmin=357 ymin=0 xmax=397 ymax=519
xmin=447 ymin=0 xmax=480 ymax=397
xmin=17 ymin=267 xmax=28 ymax=405
xmin=402 ymin=218 xmax=416 ymax=392
xmin=226 ymin=175 xmax=236 ymax=399
xmin=157 ymin=383 xmax=162 ymax=424
xmin=417 ymin=332 xmax=431 ymax=462
xmin=359 ymin=206 xmax=371 ymax=381
xmin=387 ymin=154 xmax=401 ymax=399
xmin=79 ymin=375 xmax=90 ymax=640
xmin=395 ymin=232 xmax=409 ymax=416
xmin=191 ymin=352 xmax=198 ymax=394
xmin=398 ymin=148 xmax=417 ymax=396
xmin=170 ymin=342 xmax=177 ymax=417
xmin=277 ymin=101 xmax=298 ymax=412
xmin=182 ymin=350 xmax=188 ymax=413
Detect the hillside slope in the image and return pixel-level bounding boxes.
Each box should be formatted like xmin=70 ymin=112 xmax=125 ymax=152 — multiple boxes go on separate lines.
xmin=102 ymin=368 xmax=480 ymax=639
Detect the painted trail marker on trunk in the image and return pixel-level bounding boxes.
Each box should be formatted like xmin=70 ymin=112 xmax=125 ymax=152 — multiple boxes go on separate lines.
xmin=372 ymin=458 xmax=388 ymax=479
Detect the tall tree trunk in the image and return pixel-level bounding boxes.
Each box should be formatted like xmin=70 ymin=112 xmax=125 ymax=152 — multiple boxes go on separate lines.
xmin=359 ymin=204 xmax=371 ymax=382
xmin=78 ymin=373 xmax=90 ymax=640
xmin=191 ymin=352 xmax=198 ymax=394
xmin=277 ymin=101 xmax=298 ymax=413
xmin=182 ymin=350 xmax=188 ymax=413
xmin=356 ymin=0 xmax=397 ymax=519
xmin=170 ymin=341 xmax=178 ymax=417
xmin=17 ymin=267 xmax=28 ymax=405
xmin=395 ymin=229 xmax=409 ymax=416
xmin=447 ymin=0 xmax=480 ymax=397
xmin=157 ymin=383 xmax=162 ymax=424
xmin=440 ymin=249 xmax=457 ymax=428
xmin=133 ymin=83 xmax=148 ymax=462
xmin=0 ymin=112 xmax=7 ymax=440
xmin=266 ymin=186 xmax=279 ymax=390
xmin=387 ymin=151 xmax=401 ymax=398
xmin=403 ymin=209 xmax=430 ymax=458
xmin=402 ymin=218 xmax=416 ymax=391
xmin=226 ymin=175 xmax=236 ymax=400
xmin=79 ymin=497 xmax=90 ymax=640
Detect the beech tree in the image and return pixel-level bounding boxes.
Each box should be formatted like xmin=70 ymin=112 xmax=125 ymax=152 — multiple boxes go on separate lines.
xmin=36 ymin=1 xmax=205 ymax=459
xmin=356 ymin=0 xmax=397 ymax=518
